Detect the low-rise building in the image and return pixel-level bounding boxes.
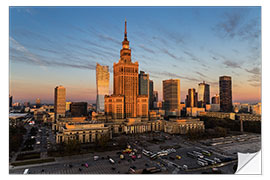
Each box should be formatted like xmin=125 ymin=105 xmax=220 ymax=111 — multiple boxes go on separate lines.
xmin=236 ymin=113 xmax=261 ymax=121
xmin=163 ymin=118 xmax=205 ymax=134
xmin=199 ymin=111 xmax=235 ymax=120
xmin=56 ymin=122 xmax=111 ymax=144
xmin=186 ymin=107 xmax=205 ymax=117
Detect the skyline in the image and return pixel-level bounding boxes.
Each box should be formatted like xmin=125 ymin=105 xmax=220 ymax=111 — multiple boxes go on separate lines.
xmin=9 ymin=7 xmax=261 ymax=104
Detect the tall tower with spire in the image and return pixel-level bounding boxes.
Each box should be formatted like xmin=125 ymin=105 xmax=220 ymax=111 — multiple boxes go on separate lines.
xmin=113 ymin=19 xmax=139 ymax=118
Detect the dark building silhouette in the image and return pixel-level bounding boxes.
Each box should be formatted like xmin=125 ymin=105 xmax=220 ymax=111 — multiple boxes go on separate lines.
xmin=219 ymin=76 xmax=232 ymax=112
xmin=139 ymin=71 xmax=149 ymax=96
xmin=211 ymin=94 xmax=220 ymax=104
xmin=9 ymin=95 xmax=13 ymax=108
xmin=149 ymin=80 xmax=154 ymax=110
xmin=186 ymin=88 xmax=198 ymax=107
xmin=153 ymin=91 xmax=158 ymax=102
xmin=70 ymin=102 xmax=88 ymax=117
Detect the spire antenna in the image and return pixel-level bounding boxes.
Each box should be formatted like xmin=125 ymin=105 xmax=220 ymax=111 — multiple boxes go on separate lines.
xmin=124 ymin=18 xmax=127 ymax=40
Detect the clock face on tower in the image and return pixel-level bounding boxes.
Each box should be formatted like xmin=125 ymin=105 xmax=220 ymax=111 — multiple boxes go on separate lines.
xmin=123 ymin=44 xmax=129 ymax=49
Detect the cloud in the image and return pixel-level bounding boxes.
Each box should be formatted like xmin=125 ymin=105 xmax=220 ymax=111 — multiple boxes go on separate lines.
xmin=10 ymin=37 xmax=96 ymax=71
xmin=195 ymin=71 xmax=207 ymax=78
xmin=148 ymin=70 xmax=200 ymax=82
xmin=183 ymin=50 xmax=200 ymax=62
xmin=223 ymin=60 xmax=242 ymax=69
xmin=245 ymin=67 xmax=261 ymax=75
xmin=214 ymin=10 xmax=260 ymax=42
xmin=249 ymin=83 xmax=261 ymax=87
xmin=138 ymin=44 xmax=155 ymax=54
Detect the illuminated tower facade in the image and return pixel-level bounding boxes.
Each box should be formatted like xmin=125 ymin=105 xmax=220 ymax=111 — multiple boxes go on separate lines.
xmin=163 ymin=79 xmax=181 ymax=112
xmin=96 ymin=63 xmax=110 ymax=112
xmin=186 ymin=88 xmax=198 ymax=107
xmin=198 ymin=81 xmax=210 ymax=108
xmin=113 ymin=19 xmax=139 ymax=118
xmin=54 ymin=85 xmax=66 ymax=120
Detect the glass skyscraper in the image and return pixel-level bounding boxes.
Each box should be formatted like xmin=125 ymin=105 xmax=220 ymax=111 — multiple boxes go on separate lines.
xmin=96 ymin=63 xmax=110 ymax=112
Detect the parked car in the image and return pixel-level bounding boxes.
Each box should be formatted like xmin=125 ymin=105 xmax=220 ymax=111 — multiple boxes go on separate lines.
xmin=93 ymin=156 xmax=99 ymax=161
xmin=176 ymin=155 xmax=181 ymax=160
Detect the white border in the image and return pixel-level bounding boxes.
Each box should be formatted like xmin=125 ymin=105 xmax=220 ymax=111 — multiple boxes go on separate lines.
xmin=1 ymin=0 xmax=269 ymax=180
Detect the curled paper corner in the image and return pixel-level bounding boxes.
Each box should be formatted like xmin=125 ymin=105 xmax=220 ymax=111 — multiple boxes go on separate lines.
xmin=235 ymin=150 xmax=261 ymax=174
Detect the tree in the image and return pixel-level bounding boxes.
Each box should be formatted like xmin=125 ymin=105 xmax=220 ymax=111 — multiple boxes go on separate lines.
xmin=64 ymin=139 xmax=81 ymax=154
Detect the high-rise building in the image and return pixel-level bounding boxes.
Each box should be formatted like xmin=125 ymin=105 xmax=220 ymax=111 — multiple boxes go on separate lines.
xmin=70 ymin=102 xmax=88 ymax=117
xmin=96 ymin=63 xmax=110 ymax=112
xmin=9 ymin=95 xmax=13 ymax=108
xmin=54 ymin=85 xmax=66 ymax=120
xmin=198 ymin=81 xmax=210 ymax=108
xmin=186 ymin=88 xmax=198 ymax=107
xmin=211 ymin=94 xmax=220 ymax=104
xmin=36 ymin=98 xmax=41 ymax=108
xmin=66 ymin=102 xmax=72 ymax=111
xmin=163 ymin=79 xmax=181 ymax=112
xmin=139 ymin=71 xmax=149 ymax=96
xmin=153 ymin=91 xmax=158 ymax=102
xmin=110 ymin=19 xmax=140 ymax=118
xmin=149 ymin=80 xmax=154 ymax=110
xmin=219 ymin=76 xmax=232 ymax=112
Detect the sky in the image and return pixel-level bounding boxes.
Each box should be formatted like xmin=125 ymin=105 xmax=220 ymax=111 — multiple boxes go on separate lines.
xmin=9 ymin=6 xmax=261 ymax=104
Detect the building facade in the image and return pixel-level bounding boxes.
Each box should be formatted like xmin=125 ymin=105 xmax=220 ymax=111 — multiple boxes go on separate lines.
xmin=139 ymin=71 xmax=149 ymax=96
xmin=96 ymin=63 xmax=110 ymax=112
xmin=211 ymin=94 xmax=220 ymax=104
xmin=149 ymin=80 xmax=154 ymax=110
xmin=235 ymin=113 xmax=261 ymax=121
xmin=199 ymin=111 xmax=235 ymax=120
xmin=113 ymin=19 xmax=139 ymax=118
xmin=219 ymin=76 xmax=232 ymax=112
xmin=198 ymin=81 xmax=210 ymax=108
xmin=70 ymin=102 xmax=88 ymax=117
xmin=164 ymin=118 xmax=205 ymax=134
xmin=137 ymin=95 xmax=149 ymax=118
xmin=104 ymin=95 xmax=125 ymax=119
xmin=54 ymin=85 xmax=66 ymax=120
xmin=186 ymin=88 xmax=198 ymax=107
xmin=163 ymin=79 xmax=181 ymax=114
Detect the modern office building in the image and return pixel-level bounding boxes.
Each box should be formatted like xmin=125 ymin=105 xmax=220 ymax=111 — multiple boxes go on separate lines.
xmin=211 ymin=94 xmax=220 ymax=104
xmin=54 ymin=85 xmax=66 ymax=120
xmin=96 ymin=63 xmax=110 ymax=112
xmin=149 ymin=80 xmax=154 ymax=110
xmin=186 ymin=88 xmax=198 ymax=107
xmin=139 ymin=71 xmax=149 ymax=96
xmin=163 ymin=79 xmax=181 ymax=113
xmin=153 ymin=91 xmax=158 ymax=102
xmin=70 ymin=102 xmax=88 ymax=117
xmin=219 ymin=76 xmax=232 ymax=112
xmin=66 ymin=102 xmax=72 ymax=112
xmin=198 ymin=81 xmax=210 ymax=108
xmin=9 ymin=95 xmax=13 ymax=108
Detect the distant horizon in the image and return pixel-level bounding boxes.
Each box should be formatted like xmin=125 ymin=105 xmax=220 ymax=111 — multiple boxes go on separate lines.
xmin=9 ymin=7 xmax=261 ymax=104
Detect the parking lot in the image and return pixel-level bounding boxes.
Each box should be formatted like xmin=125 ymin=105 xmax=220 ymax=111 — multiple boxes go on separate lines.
xmin=10 ymin=132 xmax=260 ymax=174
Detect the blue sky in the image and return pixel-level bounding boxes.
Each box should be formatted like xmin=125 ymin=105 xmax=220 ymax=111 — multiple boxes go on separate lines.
xmin=9 ymin=6 xmax=261 ymax=104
